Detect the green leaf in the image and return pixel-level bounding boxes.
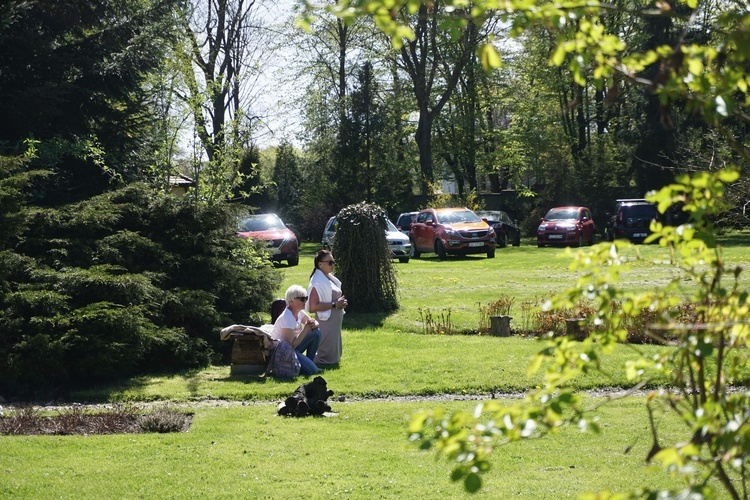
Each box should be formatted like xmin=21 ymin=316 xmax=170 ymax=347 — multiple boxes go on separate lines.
xmin=479 ymin=44 xmax=502 ymax=71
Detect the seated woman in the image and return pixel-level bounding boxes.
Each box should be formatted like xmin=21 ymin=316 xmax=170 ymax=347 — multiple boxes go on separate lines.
xmin=271 ymin=285 xmax=323 ymax=376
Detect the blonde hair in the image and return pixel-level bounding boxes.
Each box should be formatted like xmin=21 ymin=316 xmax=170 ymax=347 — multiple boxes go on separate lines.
xmin=285 ymin=284 xmax=307 ymax=307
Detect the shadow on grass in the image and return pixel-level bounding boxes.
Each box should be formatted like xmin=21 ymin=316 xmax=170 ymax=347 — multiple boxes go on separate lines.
xmin=716 ymin=230 xmax=750 ymax=247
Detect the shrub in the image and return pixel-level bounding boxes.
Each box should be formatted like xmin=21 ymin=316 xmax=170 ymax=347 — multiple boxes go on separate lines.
xmin=332 ymin=202 xmax=398 ymax=313
xmin=138 ymin=405 xmax=191 ymax=433
xmin=418 ymin=307 xmax=455 ymax=335
xmin=0 ymin=182 xmax=280 ymax=398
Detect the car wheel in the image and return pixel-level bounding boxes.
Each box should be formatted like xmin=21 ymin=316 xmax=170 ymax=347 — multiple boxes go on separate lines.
xmin=399 ymin=256 xmax=409 ymax=264
xmin=288 ymin=256 xmax=299 ymax=266
xmin=435 ymin=240 xmax=447 ymax=260
xmin=577 ymin=235 xmax=583 ymax=247
xmin=500 ymin=233 xmax=508 ymax=248
xmin=513 ymin=232 xmax=521 ymax=247
xmin=410 ymin=239 xmax=420 ymax=258
xmin=537 ymin=242 xmax=544 ymax=247
xmin=487 ymin=248 xmax=495 ymax=259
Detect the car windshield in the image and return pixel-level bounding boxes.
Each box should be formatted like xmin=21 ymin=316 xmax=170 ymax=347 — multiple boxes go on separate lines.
xmin=545 ymin=209 xmax=579 ymax=221
xmin=238 ymin=215 xmax=285 ymax=232
xmin=623 ymin=205 xmax=656 ymax=217
xmin=477 ymin=211 xmax=510 ymax=223
xmin=385 ymin=219 xmax=399 ymax=232
xmin=437 ymin=210 xmax=480 ymax=224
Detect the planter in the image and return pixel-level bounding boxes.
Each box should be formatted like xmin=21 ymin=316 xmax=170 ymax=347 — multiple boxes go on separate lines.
xmin=490 ymin=315 xmax=512 ymax=337
xmin=565 ymin=318 xmax=587 ymax=340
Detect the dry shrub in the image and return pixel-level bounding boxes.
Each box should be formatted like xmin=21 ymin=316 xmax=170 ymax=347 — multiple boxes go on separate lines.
xmin=139 ymin=404 xmax=191 ymax=433
xmin=0 ymin=403 xmax=191 ymax=435
xmin=621 ymin=301 xmax=698 ymax=343
xmin=516 ymin=296 xmax=700 ymax=343
xmin=478 ymin=295 xmax=515 ymax=333
xmin=418 ymin=307 xmax=455 ymax=335
xmin=518 ymin=297 xmax=596 ymax=337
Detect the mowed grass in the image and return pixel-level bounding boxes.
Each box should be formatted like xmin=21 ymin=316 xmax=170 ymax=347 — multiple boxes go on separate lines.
xmin=3 ymin=232 xmax=749 ymax=498
xmin=1 ymin=398 xmax=685 ymax=498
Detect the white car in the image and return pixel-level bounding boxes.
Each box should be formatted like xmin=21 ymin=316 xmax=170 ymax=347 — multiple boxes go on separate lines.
xmin=322 ymin=216 xmax=411 ymax=263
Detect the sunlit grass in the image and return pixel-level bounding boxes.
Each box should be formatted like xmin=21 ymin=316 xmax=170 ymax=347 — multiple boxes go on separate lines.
xmin=2 ymin=398 xmax=685 ymax=498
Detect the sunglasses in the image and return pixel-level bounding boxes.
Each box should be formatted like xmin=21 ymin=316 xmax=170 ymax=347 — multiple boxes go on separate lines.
xmin=324 ymin=260 xmax=335 ymax=265
xmin=295 ymin=296 xmax=308 ymax=302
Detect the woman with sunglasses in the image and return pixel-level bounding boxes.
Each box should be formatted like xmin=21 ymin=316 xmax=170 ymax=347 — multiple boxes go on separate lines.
xmin=307 ymin=249 xmax=347 ymax=365
xmin=271 ymin=284 xmax=323 ymax=375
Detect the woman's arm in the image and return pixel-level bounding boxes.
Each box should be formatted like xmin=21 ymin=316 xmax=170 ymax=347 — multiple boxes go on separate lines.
xmin=280 ymin=317 xmax=316 ymax=349
xmin=308 ymin=287 xmax=335 ymax=313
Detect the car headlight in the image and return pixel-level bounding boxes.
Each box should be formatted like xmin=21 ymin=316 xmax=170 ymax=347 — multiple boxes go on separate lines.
xmin=487 ymin=227 xmax=495 ymax=236
xmin=444 ymin=229 xmax=459 ymax=238
xmin=538 ymin=225 xmax=546 ymax=231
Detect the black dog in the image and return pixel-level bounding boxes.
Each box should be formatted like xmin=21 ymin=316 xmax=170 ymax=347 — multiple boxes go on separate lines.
xmin=278 ymin=376 xmax=334 ymax=417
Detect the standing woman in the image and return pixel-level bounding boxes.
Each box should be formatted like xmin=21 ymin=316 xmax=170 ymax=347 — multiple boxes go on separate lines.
xmin=307 ymin=249 xmax=347 ymax=365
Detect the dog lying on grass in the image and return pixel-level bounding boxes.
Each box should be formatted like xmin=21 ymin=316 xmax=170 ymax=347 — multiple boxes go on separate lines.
xmin=277 ymin=376 xmax=334 ymax=417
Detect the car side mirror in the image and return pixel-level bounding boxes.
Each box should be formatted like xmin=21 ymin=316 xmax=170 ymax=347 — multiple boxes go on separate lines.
xmin=582 ymin=216 xmax=590 ymax=222
xmin=481 ymin=217 xmax=488 ymax=222
xmin=425 ymin=220 xmax=434 ymax=226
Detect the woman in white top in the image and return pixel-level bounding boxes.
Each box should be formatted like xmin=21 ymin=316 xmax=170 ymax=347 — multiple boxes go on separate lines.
xmin=272 ymin=285 xmax=322 ymax=375
xmin=307 ymin=249 xmax=347 ymax=365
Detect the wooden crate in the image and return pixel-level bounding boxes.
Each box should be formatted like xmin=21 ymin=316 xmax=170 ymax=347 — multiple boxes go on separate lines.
xmin=231 ymin=335 xmax=267 ymax=375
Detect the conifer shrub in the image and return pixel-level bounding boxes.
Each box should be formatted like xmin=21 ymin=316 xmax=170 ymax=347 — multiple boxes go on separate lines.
xmin=332 ymin=202 xmax=398 ymax=313
xmin=0 ymin=182 xmax=280 ymax=398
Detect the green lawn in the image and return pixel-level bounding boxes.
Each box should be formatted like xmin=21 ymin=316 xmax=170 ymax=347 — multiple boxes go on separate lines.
xmin=1 ymin=398 xmax=685 ymax=498
xmin=3 ymin=233 xmax=749 ymax=498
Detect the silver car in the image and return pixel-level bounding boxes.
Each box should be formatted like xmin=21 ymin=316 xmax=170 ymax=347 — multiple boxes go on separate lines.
xmin=323 ymin=216 xmax=411 ymax=263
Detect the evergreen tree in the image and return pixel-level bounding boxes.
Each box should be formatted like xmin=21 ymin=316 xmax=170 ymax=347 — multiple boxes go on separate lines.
xmin=0 ymin=0 xmax=181 ymax=203
xmin=271 ymin=140 xmax=302 ymax=225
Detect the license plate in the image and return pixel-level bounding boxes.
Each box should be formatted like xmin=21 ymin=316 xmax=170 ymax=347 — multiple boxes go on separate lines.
xmin=548 ymin=234 xmax=563 ymax=240
xmin=468 ymin=242 xmax=484 ymax=247
xmin=634 ymin=233 xmax=647 ymax=238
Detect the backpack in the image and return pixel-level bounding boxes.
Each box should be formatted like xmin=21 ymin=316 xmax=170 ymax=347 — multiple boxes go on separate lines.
xmin=265 ymin=340 xmax=301 ymax=378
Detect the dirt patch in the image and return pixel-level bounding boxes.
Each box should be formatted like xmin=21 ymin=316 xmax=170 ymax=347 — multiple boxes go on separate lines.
xmin=0 ymin=404 xmax=192 ymax=436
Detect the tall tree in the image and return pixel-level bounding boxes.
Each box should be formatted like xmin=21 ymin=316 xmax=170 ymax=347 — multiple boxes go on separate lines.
xmin=177 ymin=0 xmax=271 ymax=203
xmin=397 ymin=2 xmax=477 ymax=194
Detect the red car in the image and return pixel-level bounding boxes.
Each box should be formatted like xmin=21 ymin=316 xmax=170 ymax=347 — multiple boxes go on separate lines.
xmin=237 ymin=214 xmax=299 ymax=266
xmin=536 ymin=206 xmax=596 ymax=247
xmin=409 ymin=207 xmax=496 ymax=260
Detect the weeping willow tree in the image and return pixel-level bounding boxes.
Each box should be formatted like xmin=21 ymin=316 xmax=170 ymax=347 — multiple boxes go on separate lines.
xmin=332 ymin=202 xmax=398 ymax=313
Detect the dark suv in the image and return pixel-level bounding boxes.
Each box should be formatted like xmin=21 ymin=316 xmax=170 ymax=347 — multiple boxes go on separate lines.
xmin=605 ymin=199 xmax=657 ymax=243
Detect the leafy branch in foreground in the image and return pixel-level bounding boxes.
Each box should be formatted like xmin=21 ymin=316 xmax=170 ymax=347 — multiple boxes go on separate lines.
xmin=408 ymin=167 xmax=750 ymax=498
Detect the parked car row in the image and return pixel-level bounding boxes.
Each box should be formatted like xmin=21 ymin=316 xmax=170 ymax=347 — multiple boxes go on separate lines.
xmin=536 ymin=200 xmax=658 ymax=247
xmin=235 ymin=200 xmax=657 ymax=268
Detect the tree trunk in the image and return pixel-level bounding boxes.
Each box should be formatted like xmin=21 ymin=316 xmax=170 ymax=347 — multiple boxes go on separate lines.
xmin=416 ymin=113 xmax=434 ymax=194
